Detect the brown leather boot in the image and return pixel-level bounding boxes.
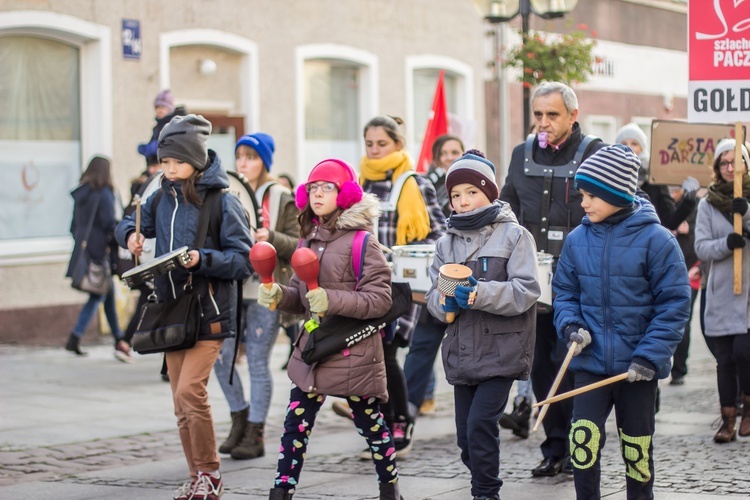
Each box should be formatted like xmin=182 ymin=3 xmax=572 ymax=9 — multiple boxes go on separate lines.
xmin=231 ymin=422 xmax=265 ymax=459
xmin=714 ymin=406 xmax=737 ymax=443
xmin=739 ymin=396 xmax=750 ymax=438
xmin=218 ymin=407 xmax=249 ymax=454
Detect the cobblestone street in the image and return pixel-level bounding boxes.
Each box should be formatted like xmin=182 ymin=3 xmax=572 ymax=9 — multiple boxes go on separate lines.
xmin=1 ymin=320 xmax=749 ymax=499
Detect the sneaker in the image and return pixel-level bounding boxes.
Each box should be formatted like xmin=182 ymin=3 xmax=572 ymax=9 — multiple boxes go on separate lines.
xmin=192 ymin=471 xmax=223 ymax=500
xmin=393 ymin=421 xmax=414 ymax=458
xmin=419 ymin=398 xmax=437 ymax=415
xmin=114 ymin=340 xmax=134 ymax=363
xmin=173 ymin=478 xmax=196 ymax=500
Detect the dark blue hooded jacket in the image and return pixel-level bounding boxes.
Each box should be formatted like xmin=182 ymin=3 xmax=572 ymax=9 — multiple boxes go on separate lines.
xmin=116 ymin=151 xmax=253 ymax=340
xmin=552 ymin=198 xmax=691 ymax=379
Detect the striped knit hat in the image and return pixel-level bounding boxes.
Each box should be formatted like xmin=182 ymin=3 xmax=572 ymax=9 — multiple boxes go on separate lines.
xmin=445 ymin=150 xmax=499 ymax=204
xmin=575 ymin=144 xmax=640 ymax=207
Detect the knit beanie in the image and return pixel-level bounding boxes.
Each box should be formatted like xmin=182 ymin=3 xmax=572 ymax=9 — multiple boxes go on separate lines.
xmin=154 ymin=89 xmax=175 ymax=114
xmin=575 ymin=144 xmax=640 ymax=207
xmin=714 ymin=138 xmax=750 ymax=167
xmin=615 ymin=123 xmax=648 ymax=153
xmin=157 ymin=114 xmax=212 ymax=171
xmin=445 ymin=151 xmax=499 ymax=203
xmin=235 ymin=133 xmax=275 ymax=171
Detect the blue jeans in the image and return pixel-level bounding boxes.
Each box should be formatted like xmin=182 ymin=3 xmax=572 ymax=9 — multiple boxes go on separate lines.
xmin=72 ymin=281 xmax=122 ymax=340
xmin=404 ymin=319 xmax=444 ymax=407
xmin=214 ymin=299 xmax=280 ymax=423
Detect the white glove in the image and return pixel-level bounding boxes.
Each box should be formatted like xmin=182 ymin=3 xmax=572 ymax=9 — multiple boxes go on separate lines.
xmin=567 ymin=328 xmax=592 ymax=357
xmin=681 ymin=176 xmax=700 ymax=193
xmin=258 ymin=283 xmax=282 ymax=309
xmin=306 ymin=287 xmax=329 ymax=315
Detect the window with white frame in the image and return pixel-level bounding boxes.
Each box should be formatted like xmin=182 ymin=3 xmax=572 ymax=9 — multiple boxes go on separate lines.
xmin=303 ymin=59 xmax=362 ymax=169
xmin=0 ymin=35 xmax=81 ymax=240
xmin=413 ymin=69 xmax=458 ymax=142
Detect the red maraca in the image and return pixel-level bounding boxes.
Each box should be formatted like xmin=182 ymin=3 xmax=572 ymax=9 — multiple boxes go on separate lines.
xmin=291 ymin=247 xmax=320 ymax=290
xmin=249 ymin=241 xmax=278 ymax=311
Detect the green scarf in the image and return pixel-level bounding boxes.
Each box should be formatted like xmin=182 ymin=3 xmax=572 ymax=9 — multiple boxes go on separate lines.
xmin=706 ymin=174 xmax=750 ymax=213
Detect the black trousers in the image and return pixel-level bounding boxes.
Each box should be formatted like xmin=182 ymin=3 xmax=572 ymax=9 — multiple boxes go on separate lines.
xmin=531 ymin=310 xmax=574 ymax=460
xmin=570 ymin=371 xmax=657 ymax=500
xmin=454 ymin=377 xmax=513 ymax=499
xmin=671 ymin=288 xmax=699 ymax=379
xmin=381 ymin=340 xmax=412 ymax=425
xmin=704 ymin=331 xmax=750 ymax=408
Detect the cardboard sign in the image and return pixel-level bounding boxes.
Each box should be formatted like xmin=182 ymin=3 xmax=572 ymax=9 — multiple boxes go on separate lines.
xmin=649 ymin=120 xmax=746 ymax=187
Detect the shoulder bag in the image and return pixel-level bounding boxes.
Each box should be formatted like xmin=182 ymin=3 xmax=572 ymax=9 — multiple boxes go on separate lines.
xmin=71 ymin=194 xmax=112 ymax=296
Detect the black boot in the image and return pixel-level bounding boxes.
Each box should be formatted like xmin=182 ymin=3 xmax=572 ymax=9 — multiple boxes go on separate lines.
xmin=269 ymin=487 xmax=293 ymax=499
xmin=65 ymin=333 xmax=87 ymax=356
xmin=379 ymin=481 xmax=404 ymax=500
xmin=499 ymin=396 xmax=530 ymax=438
xmin=218 ymin=407 xmax=249 ymax=454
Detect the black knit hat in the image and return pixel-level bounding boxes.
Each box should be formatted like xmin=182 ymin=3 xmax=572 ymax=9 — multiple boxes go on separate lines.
xmin=157 ymin=114 xmax=212 ymax=171
xmin=575 ymin=144 xmax=640 ymax=207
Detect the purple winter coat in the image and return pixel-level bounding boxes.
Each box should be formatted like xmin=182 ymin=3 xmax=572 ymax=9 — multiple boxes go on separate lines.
xmin=278 ymin=193 xmax=392 ymax=402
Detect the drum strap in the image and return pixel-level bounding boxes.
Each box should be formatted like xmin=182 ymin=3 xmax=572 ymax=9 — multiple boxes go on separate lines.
xmin=380 ymin=171 xmax=417 ymax=213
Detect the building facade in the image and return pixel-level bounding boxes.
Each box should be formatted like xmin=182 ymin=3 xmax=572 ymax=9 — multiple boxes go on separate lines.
xmin=0 ymin=0 xmax=688 ymax=342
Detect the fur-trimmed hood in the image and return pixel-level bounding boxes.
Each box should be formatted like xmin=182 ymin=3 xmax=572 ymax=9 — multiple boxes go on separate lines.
xmin=335 ymin=192 xmax=381 ymax=231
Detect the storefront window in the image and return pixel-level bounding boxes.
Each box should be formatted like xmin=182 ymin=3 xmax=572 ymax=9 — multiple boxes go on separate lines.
xmin=0 ymin=36 xmax=81 ymax=240
xmin=303 ymin=59 xmax=360 ymax=169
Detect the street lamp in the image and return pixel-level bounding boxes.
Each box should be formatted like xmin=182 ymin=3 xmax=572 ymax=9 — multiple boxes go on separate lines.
xmin=472 ymin=0 xmax=578 ymax=136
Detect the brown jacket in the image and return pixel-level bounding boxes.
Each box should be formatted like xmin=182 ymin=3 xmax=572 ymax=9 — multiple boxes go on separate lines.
xmin=279 ymin=194 xmax=392 ymax=401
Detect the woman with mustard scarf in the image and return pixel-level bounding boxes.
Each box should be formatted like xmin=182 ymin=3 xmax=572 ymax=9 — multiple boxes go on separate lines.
xmin=695 ymin=138 xmax=750 ymax=443
xmin=331 ymin=115 xmax=446 ymax=460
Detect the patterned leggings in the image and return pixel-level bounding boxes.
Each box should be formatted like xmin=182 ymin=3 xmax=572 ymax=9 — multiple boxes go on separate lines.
xmin=274 ymin=385 xmax=399 ymax=492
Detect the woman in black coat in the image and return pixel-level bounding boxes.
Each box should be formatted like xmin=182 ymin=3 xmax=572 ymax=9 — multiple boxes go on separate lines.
xmin=65 ymin=156 xmax=131 ymax=362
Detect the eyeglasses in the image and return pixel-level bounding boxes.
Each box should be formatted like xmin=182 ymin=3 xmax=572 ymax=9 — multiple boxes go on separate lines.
xmin=719 ymin=161 xmax=736 ymax=170
xmin=306 ymin=182 xmax=337 ymax=194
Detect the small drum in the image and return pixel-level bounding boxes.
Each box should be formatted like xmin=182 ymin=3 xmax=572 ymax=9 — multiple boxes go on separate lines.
xmin=137 ymin=172 xmax=164 ymax=264
xmin=226 ymin=171 xmax=262 ymax=232
xmin=437 ymin=263 xmax=473 ymax=323
xmin=391 ymin=244 xmax=436 ymax=293
xmin=536 ymin=252 xmax=554 ymax=308
xmin=121 ymin=246 xmax=191 ymax=289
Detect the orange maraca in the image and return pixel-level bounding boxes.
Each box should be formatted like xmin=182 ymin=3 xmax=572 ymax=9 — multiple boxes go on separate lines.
xmin=249 ymin=241 xmax=278 ymax=311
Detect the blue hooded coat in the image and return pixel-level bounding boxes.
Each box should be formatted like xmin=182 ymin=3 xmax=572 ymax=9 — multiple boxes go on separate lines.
xmin=552 ymin=198 xmax=691 ymax=379
xmin=115 ymin=151 xmax=253 ymax=340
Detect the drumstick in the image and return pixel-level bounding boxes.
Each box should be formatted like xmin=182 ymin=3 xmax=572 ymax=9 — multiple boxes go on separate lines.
xmin=532 ymin=342 xmax=577 ymax=432
xmin=134 ymin=195 xmax=141 ymax=267
xmin=533 ymin=373 xmax=629 ymax=408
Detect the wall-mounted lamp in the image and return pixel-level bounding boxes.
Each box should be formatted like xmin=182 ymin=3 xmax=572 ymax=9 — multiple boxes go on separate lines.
xmin=663 ymin=93 xmax=674 ymax=112
xmin=199 ymin=59 xmax=217 ymax=76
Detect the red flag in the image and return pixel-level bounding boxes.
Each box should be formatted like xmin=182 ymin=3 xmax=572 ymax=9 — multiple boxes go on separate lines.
xmin=416 ymin=70 xmax=449 ymax=174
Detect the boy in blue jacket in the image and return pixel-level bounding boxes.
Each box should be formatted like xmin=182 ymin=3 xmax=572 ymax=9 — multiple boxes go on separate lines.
xmin=552 ymin=144 xmax=691 ymax=500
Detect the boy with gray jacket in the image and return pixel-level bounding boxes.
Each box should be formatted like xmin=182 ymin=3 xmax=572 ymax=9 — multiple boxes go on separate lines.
xmin=426 ymin=151 xmax=540 ymax=500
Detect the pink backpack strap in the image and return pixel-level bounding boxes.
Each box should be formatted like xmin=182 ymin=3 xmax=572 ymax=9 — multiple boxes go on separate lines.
xmin=351 ymin=230 xmax=370 ymax=290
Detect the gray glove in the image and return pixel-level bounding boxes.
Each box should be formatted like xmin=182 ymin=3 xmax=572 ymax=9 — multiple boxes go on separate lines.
xmin=627 ymin=361 xmax=656 ymax=382
xmin=681 ymin=176 xmax=700 ymax=193
xmin=567 ymin=327 xmax=591 ymax=356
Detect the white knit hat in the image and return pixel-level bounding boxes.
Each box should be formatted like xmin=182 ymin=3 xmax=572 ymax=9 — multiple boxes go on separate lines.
xmin=615 ymin=123 xmax=649 ymax=153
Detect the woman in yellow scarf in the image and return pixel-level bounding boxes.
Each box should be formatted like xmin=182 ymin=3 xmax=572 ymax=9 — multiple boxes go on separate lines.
xmin=359 ymin=116 xmax=444 ymax=247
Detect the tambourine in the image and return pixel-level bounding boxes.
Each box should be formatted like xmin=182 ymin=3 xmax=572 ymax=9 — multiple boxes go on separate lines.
xmin=437 ymin=263 xmax=473 ymax=323
xmin=121 ymin=246 xmax=191 ymax=289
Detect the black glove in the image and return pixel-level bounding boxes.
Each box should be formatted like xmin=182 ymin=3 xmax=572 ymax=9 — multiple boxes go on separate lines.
xmin=727 ymin=233 xmax=747 ymax=250
xmin=731 ymin=197 xmax=749 ymax=216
